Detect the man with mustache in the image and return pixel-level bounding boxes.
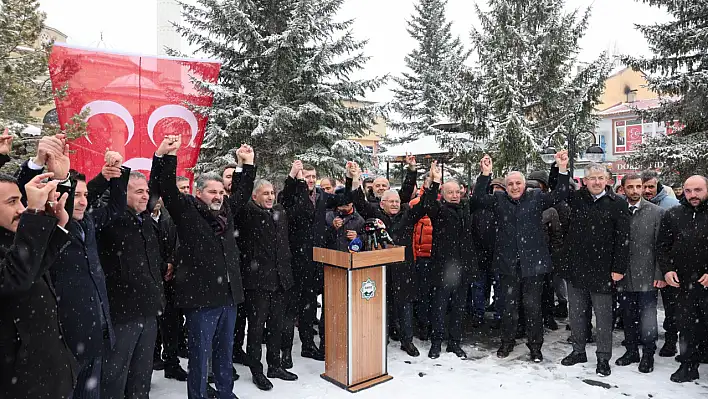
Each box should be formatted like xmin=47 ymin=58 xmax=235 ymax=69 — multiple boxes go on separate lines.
xmin=18 ymin=136 xmax=129 ymax=399
xmin=0 ymin=172 xmax=76 ymax=399
xmin=234 ymin=179 xmax=297 ymax=390
xmin=152 ymin=135 xmax=254 ymax=399
xmin=472 ymin=151 xmax=569 ymax=363
xmin=658 ymin=175 xmax=708 ymax=383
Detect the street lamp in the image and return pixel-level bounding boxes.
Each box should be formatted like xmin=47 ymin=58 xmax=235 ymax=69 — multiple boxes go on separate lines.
xmin=540 ymin=146 xmax=557 ymax=164
xmin=582 ymin=144 xmax=605 ymax=163
xmin=540 ymin=130 xmax=604 ymax=176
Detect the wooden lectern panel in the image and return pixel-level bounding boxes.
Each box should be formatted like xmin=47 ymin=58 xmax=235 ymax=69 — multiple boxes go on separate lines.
xmin=350 ymin=266 xmax=386 ymax=385
xmin=324 ymin=266 xmax=348 ymax=385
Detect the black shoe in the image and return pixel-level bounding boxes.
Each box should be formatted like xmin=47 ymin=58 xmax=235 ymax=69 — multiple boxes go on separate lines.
xmin=267 ymin=367 xmax=298 ymax=381
xmin=207 ymin=385 xmax=218 ymax=399
xmin=530 ymin=348 xmax=543 ymax=363
xmin=152 ymin=357 xmax=165 ymax=371
xmin=301 ymin=344 xmax=325 ymax=361
xmin=670 ymin=363 xmax=699 ymax=383
xmin=615 ymin=350 xmax=640 ymax=366
xmin=587 ymin=333 xmax=596 ymax=344
xmin=446 ymin=342 xmax=467 ymax=359
xmin=544 ymin=317 xmax=559 ymax=331
xmin=232 ymin=348 xmax=247 ymax=365
xmin=428 ymin=341 xmax=441 ymax=359
xmin=639 ymin=353 xmax=654 ymax=373
xmin=282 ymin=351 xmax=294 ymax=369
xmin=164 ymin=364 xmax=188 ymax=381
xmin=597 ymin=359 xmax=611 ymax=377
xmin=561 ymin=352 xmax=588 ymax=366
xmin=497 ymin=343 xmax=514 ymax=359
xmin=389 ymin=328 xmax=400 ymax=342
xmin=401 ymin=341 xmax=420 ymax=357
xmin=208 ymin=372 xmax=215 ymax=384
xmin=554 ymin=302 xmax=568 ymax=319
xmin=233 ymin=366 xmax=240 ymax=381
xmin=178 ymin=346 xmax=188 ymax=359
xmin=252 ymin=373 xmax=273 ymax=391
xmin=565 ymin=324 xmax=571 ymax=331
xmin=660 ymin=339 xmax=678 ymax=357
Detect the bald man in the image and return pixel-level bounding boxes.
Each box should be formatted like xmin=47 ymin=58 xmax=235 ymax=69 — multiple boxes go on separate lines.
xmin=658 ymin=175 xmax=708 ymax=383
xmin=366 ymin=155 xmax=418 ymax=204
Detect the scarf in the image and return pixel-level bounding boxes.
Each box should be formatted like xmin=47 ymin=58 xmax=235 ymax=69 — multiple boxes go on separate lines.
xmin=195 ymin=198 xmax=229 ymax=236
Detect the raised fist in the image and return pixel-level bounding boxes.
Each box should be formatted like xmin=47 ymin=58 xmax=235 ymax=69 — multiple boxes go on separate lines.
xmin=480 ymin=154 xmax=493 ymax=176
xmin=156 ymin=135 xmax=182 ymax=156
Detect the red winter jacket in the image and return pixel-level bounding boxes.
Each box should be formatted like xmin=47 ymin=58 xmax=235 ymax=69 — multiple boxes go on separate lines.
xmin=409 ymin=189 xmax=433 ymax=259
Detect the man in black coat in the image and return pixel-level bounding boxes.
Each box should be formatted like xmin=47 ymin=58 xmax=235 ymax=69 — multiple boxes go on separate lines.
xmin=235 ymin=179 xmax=297 ymax=391
xmin=98 ymin=171 xmax=166 ymax=398
xmin=471 ymin=152 xmax=570 ymax=363
xmin=560 ymin=162 xmax=630 ymax=377
xmin=0 ymin=172 xmax=77 ymax=399
xmin=18 ymin=138 xmax=128 ymax=399
xmin=152 ymin=135 xmax=254 ymax=399
xmin=658 ymin=175 xmax=708 ymax=383
xmin=347 ymin=161 xmax=433 ymax=358
xmin=425 ymin=175 xmax=477 ymax=359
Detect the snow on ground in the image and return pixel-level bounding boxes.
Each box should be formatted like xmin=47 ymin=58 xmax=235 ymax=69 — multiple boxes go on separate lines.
xmin=150 ymin=312 xmax=708 ymax=399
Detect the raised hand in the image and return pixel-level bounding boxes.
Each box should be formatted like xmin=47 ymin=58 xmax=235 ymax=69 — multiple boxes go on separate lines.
xmin=345 ymin=161 xmax=353 ymax=179
xmin=290 ymin=160 xmax=303 ymax=179
xmin=46 ymin=135 xmax=70 ymax=180
xmin=430 ymin=161 xmax=442 ymax=183
xmin=238 ymin=144 xmax=254 ymax=165
xmin=46 ymin=189 xmax=70 ymax=228
xmin=156 ymin=135 xmax=182 ymax=156
xmin=104 ymin=150 xmax=123 ymax=167
xmin=405 ymin=153 xmax=417 ymax=171
xmin=480 ymin=154 xmax=493 ymax=176
xmin=555 ymin=150 xmax=569 ymax=172
xmin=0 ymin=128 xmax=13 ymax=155
xmin=25 ymin=172 xmax=59 ymax=211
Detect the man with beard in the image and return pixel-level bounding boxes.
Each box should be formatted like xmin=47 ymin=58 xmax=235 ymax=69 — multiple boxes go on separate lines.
xmin=641 ymin=170 xmax=681 ymax=358
xmin=658 ymin=175 xmax=708 ymax=383
xmin=222 ymin=164 xmax=239 ymax=197
xmin=98 ymin=171 xmax=166 ymax=398
xmin=472 ymin=152 xmax=570 ymax=363
xmin=0 ymin=173 xmax=76 ymax=399
xmin=425 ymin=177 xmax=476 ymax=359
xmin=561 ymin=163 xmax=630 ymax=377
xmin=614 ymin=174 xmax=665 ymax=374
xmin=152 ymin=135 xmax=255 ymax=399
xmin=346 ymin=161 xmax=435 ymax=357
xmin=235 ymin=179 xmax=297 ymax=391
xmin=18 ymin=137 xmax=129 ymax=399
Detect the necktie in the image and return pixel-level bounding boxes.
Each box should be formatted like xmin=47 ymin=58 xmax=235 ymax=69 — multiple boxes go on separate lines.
xmin=629 ymin=206 xmax=637 ymax=215
xmin=76 ymin=222 xmax=86 ymax=241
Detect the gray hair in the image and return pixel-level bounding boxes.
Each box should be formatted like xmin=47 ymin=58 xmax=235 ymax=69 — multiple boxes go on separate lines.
xmin=641 ymin=170 xmax=659 ymax=184
xmin=129 ymin=171 xmax=147 ymax=181
xmin=441 ymin=179 xmax=461 ymax=193
xmin=584 ymin=162 xmax=607 ymax=176
xmin=505 ymin=171 xmax=526 ymax=185
xmin=176 ymin=175 xmax=190 ymax=184
xmin=381 ymin=189 xmax=400 ymax=200
xmin=252 ymin=179 xmax=273 ymax=195
xmin=195 ymin=172 xmax=223 ymax=191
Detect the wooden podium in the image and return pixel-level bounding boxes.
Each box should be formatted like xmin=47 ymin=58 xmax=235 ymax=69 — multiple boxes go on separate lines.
xmin=313 ymin=246 xmax=405 ymax=393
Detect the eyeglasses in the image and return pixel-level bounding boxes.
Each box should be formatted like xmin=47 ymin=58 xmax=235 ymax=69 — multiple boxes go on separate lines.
xmin=585 ymin=176 xmax=607 ymax=183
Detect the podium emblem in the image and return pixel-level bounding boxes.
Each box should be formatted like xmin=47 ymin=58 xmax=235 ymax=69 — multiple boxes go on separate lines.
xmin=360 ymin=278 xmax=377 ymax=301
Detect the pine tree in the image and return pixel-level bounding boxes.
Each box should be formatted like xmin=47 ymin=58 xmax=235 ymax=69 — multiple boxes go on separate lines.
xmin=623 ymin=0 xmax=708 ymax=182
xmin=470 ymin=0 xmax=609 ymax=173
xmin=172 ymin=0 xmax=385 ymax=182
xmin=389 ymin=0 xmax=468 ymax=143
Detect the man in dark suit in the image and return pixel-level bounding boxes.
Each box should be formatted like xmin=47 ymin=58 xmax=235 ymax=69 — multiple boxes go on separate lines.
xmin=17 ymin=138 xmax=129 ymax=399
xmin=0 ymin=172 xmax=77 ymax=399
xmin=98 ymin=171 xmax=166 ymax=398
xmin=152 ymin=135 xmax=254 ymax=399
xmin=235 ymin=179 xmax=297 ymax=390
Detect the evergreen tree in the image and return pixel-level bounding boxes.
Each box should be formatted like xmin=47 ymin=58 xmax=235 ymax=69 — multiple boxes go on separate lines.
xmin=470 ymin=0 xmax=609 ymax=173
xmin=172 ymin=0 xmax=384 ymax=181
xmin=389 ymin=0 xmax=467 ymax=143
xmin=623 ymin=0 xmax=708 ymax=182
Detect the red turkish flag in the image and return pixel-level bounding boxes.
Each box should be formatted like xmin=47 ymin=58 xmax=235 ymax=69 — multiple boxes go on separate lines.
xmin=48 ymin=44 xmax=221 ymax=181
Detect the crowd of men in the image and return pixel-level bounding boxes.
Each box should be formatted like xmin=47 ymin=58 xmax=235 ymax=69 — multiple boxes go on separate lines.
xmin=0 ymin=129 xmax=707 ymax=399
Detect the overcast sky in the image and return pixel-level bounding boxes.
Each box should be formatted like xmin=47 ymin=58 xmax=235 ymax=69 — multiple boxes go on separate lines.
xmin=40 ymin=0 xmax=670 ymax=102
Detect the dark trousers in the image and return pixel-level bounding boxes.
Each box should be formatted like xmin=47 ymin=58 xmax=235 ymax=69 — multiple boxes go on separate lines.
xmin=678 ymin=288 xmax=708 ymax=365
xmin=233 ymin=302 xmax=247 ymax=352
xmin=245 ymin=289 xmax=287 ymax=374
xmin=431 ymin=284 xmax=467 ymax=344
xmin=568 ymin=284 xmax=613 ymax=361
xmin=185 ymin=304 xmax=237 ymax=399
xmin=101 ymin=316 xmax=158 ymax=399
xmin=500 ymin=274 xmax=544 ymax=348
xmin=396 ymin=300 xmax=414 ymax=343
xmin=618 ymin=291 xmax=658 ymax=354
xmin=415 ymin=257 xmax=434 ymax=330
xmin=282 ymin=286 xmax=317 ymax=350
xmin=71 ymin=356 xmax=102 ymax=399
xmin=541 ymin=273 xmax=556 ymax=320
xmin=157 ymin=282 xmax=181 ymax=366
xmin=661 ymin=286 xmax=680 ymax=341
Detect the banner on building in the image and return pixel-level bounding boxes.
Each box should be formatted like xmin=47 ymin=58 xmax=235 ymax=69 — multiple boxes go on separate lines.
xmin=48 ymin=43 xmax=221 ymax=180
